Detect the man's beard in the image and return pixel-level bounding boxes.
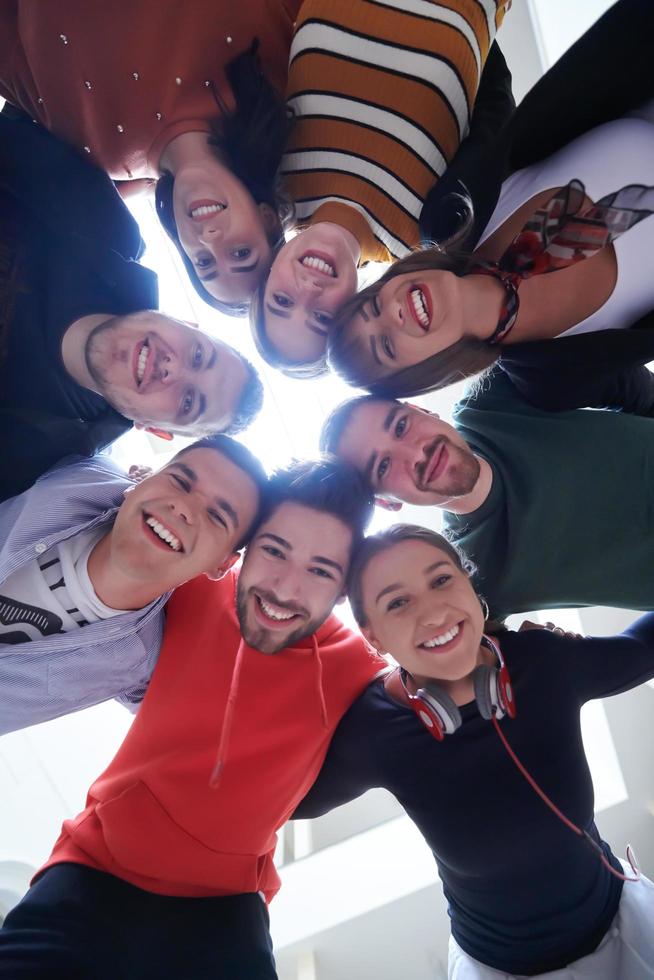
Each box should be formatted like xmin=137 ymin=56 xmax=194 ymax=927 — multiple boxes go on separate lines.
xmin=236 ymin=584 xmax=324 ymax=654
xmin=419 ymin=437 xmax=480 ymax=499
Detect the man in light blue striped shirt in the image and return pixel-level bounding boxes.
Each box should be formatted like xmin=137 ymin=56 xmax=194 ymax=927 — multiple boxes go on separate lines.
xmin=0 ymin=437 xmax=266 ymax=735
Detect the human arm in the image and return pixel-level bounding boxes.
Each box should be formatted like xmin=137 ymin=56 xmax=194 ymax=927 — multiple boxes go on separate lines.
xmin=546 ymin=613 xmax=654 ymax=704
xmin=419 ymin=42 xmax=514 ymax=245
xmin=499 ymin=323 xmax=654 ymax=416
xmin=0 ymin=105 xmax=144 ymax=260
xmin=293 ymin=693 xmax=380 ymax=819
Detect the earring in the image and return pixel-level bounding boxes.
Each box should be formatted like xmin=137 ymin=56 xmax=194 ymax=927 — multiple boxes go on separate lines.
xmin=479 ymin=596 xmax=490 ymax=622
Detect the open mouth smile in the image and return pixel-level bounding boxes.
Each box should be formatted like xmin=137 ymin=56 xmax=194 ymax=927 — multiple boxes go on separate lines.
xmin=134 ymin=338 xmax=152 ymax=387
xmin=142 ymin=513 xmax=184 ymax=553
xmin=408 ymin=285 xmax=432 ymax=332
xmin=254 ymin=593 xmax=304 ymax=629
xmin=189 ymin=199 xmax=227 ymax=221
xmin=300 ymin=251 xmax=336 ymax=278
xmin=417 ymin=622 xmax=462 ymax=653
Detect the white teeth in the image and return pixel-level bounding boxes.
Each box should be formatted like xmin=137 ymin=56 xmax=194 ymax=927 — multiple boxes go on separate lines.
xmin=190 ymin=203 xmax=225 ymax=218
xmin=410 ymin=288 xmax=429 ymax=328
xmin=301 ymin=255 xmax=335 ymax=277
xmin=421 ymin=624 xmax=460 ymax=648
xmin=145 ymin=516 xmax=181 ymax=552
xmin=136 ymin=342 xmax=149 ymax=384
xmin=259 ymin=597 xmax=295 ymax=621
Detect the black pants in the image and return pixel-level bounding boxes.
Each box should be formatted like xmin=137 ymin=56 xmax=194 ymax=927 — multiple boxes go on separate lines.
xmin=0 ymin=864 xmax=278 ymax=979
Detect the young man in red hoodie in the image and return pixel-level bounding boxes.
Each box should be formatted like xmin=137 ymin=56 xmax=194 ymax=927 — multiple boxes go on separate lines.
xmin=0 ymin=459 xmax=385 ymax=979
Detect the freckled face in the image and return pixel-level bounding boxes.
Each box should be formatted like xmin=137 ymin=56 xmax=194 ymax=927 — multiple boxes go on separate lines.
xmin=263 ymin=225 xmax=359 ymax=366
xmin=361 ymin=539 xmax=484 ymax=685
xmin=336 ymin=401 xmax=480 ymax=507
xmin=236 ymin=501 xmax=352 ymax=653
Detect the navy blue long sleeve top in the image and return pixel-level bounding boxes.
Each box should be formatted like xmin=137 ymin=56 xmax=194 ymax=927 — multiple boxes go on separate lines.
xmin=295 ymin=615 xmax=654 ymax=975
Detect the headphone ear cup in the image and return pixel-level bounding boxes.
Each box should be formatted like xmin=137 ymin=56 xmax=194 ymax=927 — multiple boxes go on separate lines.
xmin=419 ymin=682 xmax=462 ymax=735
xmin=473 ymin=663 xmax=498 ymax=720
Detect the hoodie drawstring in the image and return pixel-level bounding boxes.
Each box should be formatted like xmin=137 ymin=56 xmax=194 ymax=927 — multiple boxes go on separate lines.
xmin=312 ymin=634 xmax=329 ymax=729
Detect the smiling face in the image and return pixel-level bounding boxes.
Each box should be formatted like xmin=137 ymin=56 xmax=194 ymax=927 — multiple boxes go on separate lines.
xmin=236 ymin=501 xmax=352 ymax=653
xmin=360 ymin=538 xmax=484 ymax=687
xmin=85 ymin=311 xmax=248 ymax=432
xmin=343 ymin=269 xmax=464 ymax=382
xmin=172 ymin=158 xmax=277 ymax=306
xmin=335 ymin=400 xmax=480 ymax=507
xmin=262 ymin=224 xmax=359 ymax=366
xmin=109 ymin=447 xmax=261 ymax=593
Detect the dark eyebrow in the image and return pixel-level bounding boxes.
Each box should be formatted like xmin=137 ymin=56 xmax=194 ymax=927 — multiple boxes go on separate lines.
xmin=306 ymin=320 xmax=328 ymax=337
xmin=383 ymin=405 xmax=400 ymax=432
xmin=311 ymin=556 xmax=344 ymax=575
xmin=205 ymin=346 xmax=217 ymax=370
xmin=169 ymin=462 xmax=197 ymax=482
xmin=370 ymin=335 xmax=382 ymax=367
xmin=266 ymin=302 xmax=291 ymax=320
xmin=216 ymin=498 xmax=239 ymax=529
xmin=375 ymin=581 xmax=401 ymax=604
xmin=364 ymin=452 xmax=377 ymax=487
xmin=259 ymin=532 xmax=292 ymax=550
xmin=199 ymin=271 xmax=218 ymax=282
xmin=230 ymin=259 xmax=259 ymax=274
xmin=425 ymin=561 xmax=450 ymax=574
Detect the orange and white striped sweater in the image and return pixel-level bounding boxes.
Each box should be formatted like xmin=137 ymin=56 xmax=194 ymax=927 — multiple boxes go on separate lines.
xmin=282 ymin=0 xmax=510 ymax=263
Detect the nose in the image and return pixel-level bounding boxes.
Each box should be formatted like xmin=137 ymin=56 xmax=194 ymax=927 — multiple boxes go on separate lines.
xmin=198 ymin=224 xmax=223 ymax=246
xmin=295 ymin=266 xmax=324 ymax=297
xmin=168 ymin=497 xmax=195 ymax=526
xmin=418 ymin=598 xmax=449 ymax=629
xmin=270 ymin=567 xmax=303 ymax=602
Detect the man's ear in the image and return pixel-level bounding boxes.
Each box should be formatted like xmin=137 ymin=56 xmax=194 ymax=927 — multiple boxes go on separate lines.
xmin=375 ymin=496 xmax=403 ymax=512
xmin=361 ymin=625 xmax=383 ymax=653
xmin=135 ymin=423 xmax=175 ymax=442
xmin=204 ymin=551 xmax=240 ymax=582
xmin=335 ymin=593 xmax=347 ymax=606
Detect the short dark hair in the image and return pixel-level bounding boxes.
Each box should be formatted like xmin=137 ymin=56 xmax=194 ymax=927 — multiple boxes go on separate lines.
xmin=155 ymin=44 xmax=294 ymax=315
xmin=327 ymin=246 xmax=499 ymax=397
xmin=348 ymin=524 xmax=476 ymax=627
xmin=248 ymin=257 xmax=330 ymax=380
xmin=225 ymin=356 xmax=264 ymax=435
xmin=255 ymin=456 xmax=374 ymax=562
xmin=319 ymin=395 xmax=390 ymax=458
xmin=173 ymin=433 xmax=268 ymax=548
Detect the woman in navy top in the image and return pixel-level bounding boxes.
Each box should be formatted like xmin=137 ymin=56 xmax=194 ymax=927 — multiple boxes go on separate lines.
xmin=295 ymin=525 xmax=654 ymax=978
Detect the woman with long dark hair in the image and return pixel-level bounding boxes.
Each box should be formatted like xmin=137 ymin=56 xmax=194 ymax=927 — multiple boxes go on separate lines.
xmin=327 ymin=103 xmax=654 ymax=408
xmin=296 ymin=524 xmax=654 ymax=978
xmin=249 ymin=0 xmax=513 ymax=377
xmin=0 ymin=1 xmax=298 ymax=314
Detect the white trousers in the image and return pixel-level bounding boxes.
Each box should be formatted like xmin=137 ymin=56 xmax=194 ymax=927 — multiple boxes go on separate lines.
xmin=448 ymin=871 xmax=654 ymax=979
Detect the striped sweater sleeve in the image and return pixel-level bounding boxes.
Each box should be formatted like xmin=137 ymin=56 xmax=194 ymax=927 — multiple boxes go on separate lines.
xmin=282 ymin=0 xmax=510 ymax=262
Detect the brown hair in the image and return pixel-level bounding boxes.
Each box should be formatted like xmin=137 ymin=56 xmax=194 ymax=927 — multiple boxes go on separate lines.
xmin=348 ymin=524 xmax=477 ymax=627
xmin=327 ymin=246 xmax=500 ymax=397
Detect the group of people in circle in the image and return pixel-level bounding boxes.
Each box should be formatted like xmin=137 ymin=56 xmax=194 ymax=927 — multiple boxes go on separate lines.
xmin=1 ymin=1 xmax=654 ymax=978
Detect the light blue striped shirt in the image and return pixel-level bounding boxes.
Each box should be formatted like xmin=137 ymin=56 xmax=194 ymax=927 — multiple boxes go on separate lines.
xmin=0 ymin=456 xmax=168 ymax=735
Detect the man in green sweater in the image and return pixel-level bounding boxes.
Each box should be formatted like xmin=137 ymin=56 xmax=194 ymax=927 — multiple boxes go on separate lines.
xmin=320 ymin=368 xmax=654 ymax=618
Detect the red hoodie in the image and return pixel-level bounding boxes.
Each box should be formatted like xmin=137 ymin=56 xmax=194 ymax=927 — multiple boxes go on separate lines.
xmin=40 ymin=572 xmax=385 ymax=901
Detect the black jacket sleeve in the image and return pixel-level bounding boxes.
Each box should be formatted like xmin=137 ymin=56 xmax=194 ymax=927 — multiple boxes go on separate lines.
xmin=419 ymin=41 xmax=514 ymax=245
xmin=559 ymin=613 xmax=654 ymax=705
xmin=499 ymin=321 xmax=654 ymax=416
xmin=422 ymin=0 xmax=654 ymax=249
xmin=0 ymin=104 xmax=144 ymax=261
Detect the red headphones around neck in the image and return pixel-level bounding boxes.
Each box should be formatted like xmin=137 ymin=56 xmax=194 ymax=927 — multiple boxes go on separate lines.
xmin=384 ymin=634 xmax=515 ymax=741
